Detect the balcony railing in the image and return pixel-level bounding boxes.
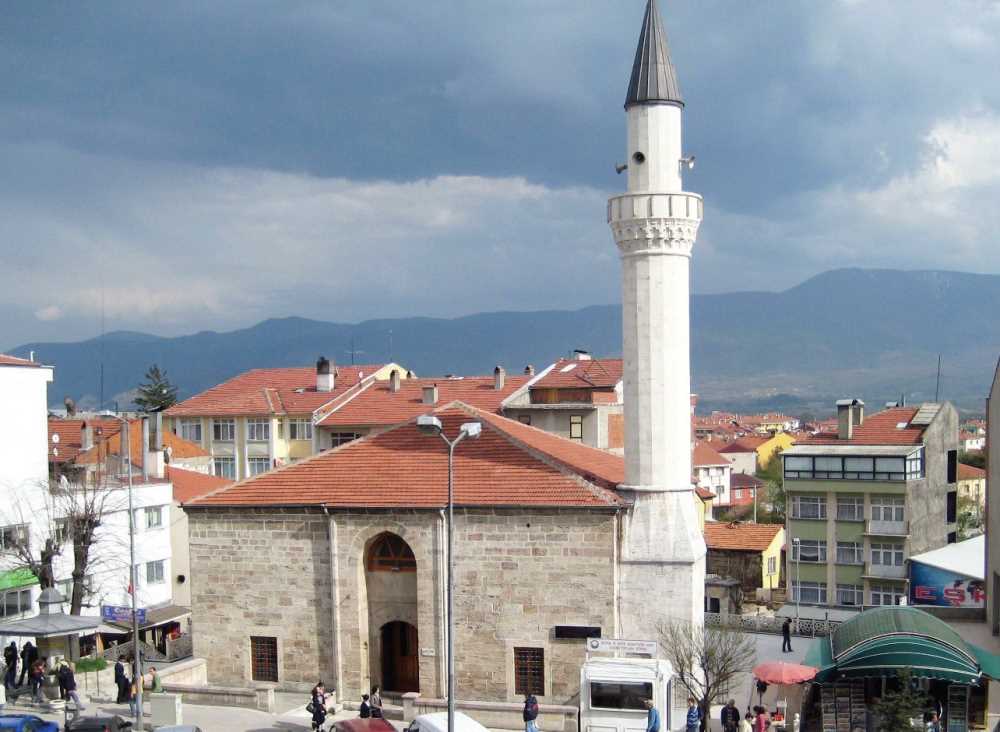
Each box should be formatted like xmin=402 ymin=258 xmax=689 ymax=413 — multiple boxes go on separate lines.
xmin=864 ymin=562 xmax=907 ymax=580
xmin=866 ymin=519 xmax=909 ymax=536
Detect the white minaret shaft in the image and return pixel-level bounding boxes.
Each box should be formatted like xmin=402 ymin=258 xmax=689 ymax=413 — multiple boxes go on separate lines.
xmin=610 ymin=0 xmax=706 ymax=647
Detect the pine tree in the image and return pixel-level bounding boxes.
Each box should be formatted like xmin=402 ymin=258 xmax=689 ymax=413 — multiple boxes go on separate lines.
xmin=134 ymin=364 xmax=179 ymax=411
xmin=871 ymin=670 xmax=929 ymax=732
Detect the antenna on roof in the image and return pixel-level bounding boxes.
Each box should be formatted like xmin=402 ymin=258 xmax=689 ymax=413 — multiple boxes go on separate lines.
xmin=346 ymin=337 xmax=365 ymax=366
xmin=934 ymin=354 xmax=942 ymax=402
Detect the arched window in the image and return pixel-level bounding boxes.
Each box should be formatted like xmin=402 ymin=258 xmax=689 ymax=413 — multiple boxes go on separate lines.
xmin=367 ymin=533 xmax=416 ymax=572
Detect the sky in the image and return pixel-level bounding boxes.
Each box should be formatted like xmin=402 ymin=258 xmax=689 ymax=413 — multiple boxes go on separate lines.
xmin=2 ymin=0 xmax=1000 ymax=349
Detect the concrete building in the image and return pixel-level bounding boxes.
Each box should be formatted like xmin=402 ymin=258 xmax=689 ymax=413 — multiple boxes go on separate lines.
xmin=958 ymin=462 xmax=986 ymax=514
xmin=704 ymin=522 xmax=784 ymax=595
xmin=501 ymin=356 xmax=623 ymax=451
xmin=783 ymin=399 xmax=959 ymax=613
xmin=693 ymin=442 xmax=731 ymax=505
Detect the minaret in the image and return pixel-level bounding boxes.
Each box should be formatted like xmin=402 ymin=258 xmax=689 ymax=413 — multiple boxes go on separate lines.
xmin=610 ymin=0 xmax=706 ymax=639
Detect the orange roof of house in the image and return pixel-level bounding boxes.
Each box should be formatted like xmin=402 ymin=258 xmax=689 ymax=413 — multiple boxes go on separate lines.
xmin=704 ymin=522 xmax=782 ymax=552
xmin=731 ymin=472 xmax=765 ymax=488
xmin=48 ymin=418 xmax=123 ymax=464
xmin=693 ymin=442 xmax=729 ymax=467
xmin=167 ymin=466 xmax=233 ymax=503
xmin=317 ymin=375 xmax=530 ymax=428
xmin=717 ymin=436 xmax=768 ymax=453
xmin=0 ymin=354 xmax=45 ymax=368
xmin=532 ymin=358 xmax=623 ymax=389
xmin=695 ymin=487 xmax=716 ymax=501
xmin=958 ymin=463 xmax=986 ymax=480
xmin=801 ymin=407 xmax=925 ymax=446
xmin=164 ymin=364 xmax=388 ymax=417
xmin=74 ymin=419 xmax=208 ymax=466
xmin=187 ymin=403 xmax=624 ymax=509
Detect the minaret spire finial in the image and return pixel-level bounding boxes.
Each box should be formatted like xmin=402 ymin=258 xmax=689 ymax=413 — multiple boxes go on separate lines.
xmin=625 ymin=0 xmax=683 ymax=109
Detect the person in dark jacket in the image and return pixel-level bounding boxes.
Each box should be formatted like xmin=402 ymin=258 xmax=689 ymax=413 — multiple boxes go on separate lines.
xmin=29 ymin=659 xmax=46 ymax=704
xmin=781 ymin=618 xmax=793 ymax=653
xmin=59 ymin=662 xmax=86 ymax=716
xmin=360 ymin=693 xmax=372 ymax=718
xmin=114 ymin=655 xmax=128 ymax=703
xmin=523 ymin=693 xmax=540 ymax=732
xmin=310 ymin=681 xmax=328 ymax=731
xmin=645 ymin=699 xmax=660 ymax=732
xmin=17 ymin=642 xmax=36 ymax=687
xmin=2 ymin=643 xmax=16 ymax=690
xmin=721 ymin=699 xmax=740 ymax=732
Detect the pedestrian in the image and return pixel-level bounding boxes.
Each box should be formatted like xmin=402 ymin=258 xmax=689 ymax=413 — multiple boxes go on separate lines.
xmin=309 ymin=680 xmax=328 ymax=731
xmin=754 ymin=705 xmax=770 ymax=732
xmin=128 ymin=675 xmax=139 ymax=719
xmin=927 ymin=713 xmax=941 ymax=732
xmin=644 ymin=699 xmax=660 ymax=732
xmin=3 ymin=642 xmax=16 ymax=690
xmin=686 ymin=698 xmax=702 ymax=732
xmin=30 ymin=659 xmax=46 ymax=704
xmin=781 ymin=618 xmax=793 ymax=653
xmin=0 ymin=675 xmax=6 ymax=714
xmin=524 ymin=692 xmax=540 ymax=732
xmin=370 ymin=684 xmax=384 ymax=718
xmin=360 ymin=693 xmax=372 ymax=718
xmin=739 ymin=712 xmax=753 ymax=732
xmin=114 ymin=655 xmax=128 ymax=704
xmin=149 ymin=666 xmax=164 ymax=694
xmin=721 ymin=699 xmax=740 ymax=732
xmin=18 ymin=641 xmax=36 ymax=687
xmin=60 ymin=662 xmax=86 ymax=718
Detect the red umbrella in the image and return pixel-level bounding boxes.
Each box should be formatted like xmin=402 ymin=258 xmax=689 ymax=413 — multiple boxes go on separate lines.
xmin=752 ymin=661 xmax=817 ymax=685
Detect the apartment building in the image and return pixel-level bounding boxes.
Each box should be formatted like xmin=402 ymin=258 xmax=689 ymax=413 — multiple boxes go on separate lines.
xmin=163 ymin=358 xmax=400 ymax=480
xmin=693 ymin=442 xmax=732 ymax=505
xmin=783 ymin=399 xmax=958 ymax=613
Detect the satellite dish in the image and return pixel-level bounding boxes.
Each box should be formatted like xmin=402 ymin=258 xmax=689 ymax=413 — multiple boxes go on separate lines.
xmin=52 ymin=434 xmax=60 ymax=444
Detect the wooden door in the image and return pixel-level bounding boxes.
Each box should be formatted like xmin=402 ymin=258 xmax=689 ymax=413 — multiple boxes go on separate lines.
xmin=382 ymin=621 xmax=419 ymax=692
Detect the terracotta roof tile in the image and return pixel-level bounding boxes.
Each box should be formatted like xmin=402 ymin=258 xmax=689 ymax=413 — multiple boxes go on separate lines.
xmin=704 ymin=522 xmax=782 ymax=552
xmin=74 ymin=419 xmax=208 ymax=466
xmin=695 ymin=487 xmax=715 ymax=501
xmin=167 ymin=466 xmax=233 ymax=503
xmin=731 ymin=472 xmax=765 ymax=488
xmin=0 ymin=354 xmax=45 ymax=368
xmin=187 ymin=403 xmax=624 ymax=509
xmin=164 ymin=364 xmax=388 ymax=418
xmin=717 ymin=436 xmax=767 ymax=453
xmin=317 ymin=375 xmax=530 ymax=428
xmin=801 ymin=407 xmax=924 ymax=446
xmin=693 ymin=442 xmax=729 ymax=467
xmin=532 ymin=358 xmax=623 ymax=389
xmin=48 ymin=418 xmax=123 ymax=464
xmin=958 ymin=463 xmax=986 ymax=480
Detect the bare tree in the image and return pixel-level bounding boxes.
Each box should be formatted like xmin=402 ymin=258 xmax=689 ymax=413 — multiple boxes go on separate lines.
xmin=657 ymin=620 xmax=757 ymax=731
xmin=0 ymin=479 xmax=64 ymax=590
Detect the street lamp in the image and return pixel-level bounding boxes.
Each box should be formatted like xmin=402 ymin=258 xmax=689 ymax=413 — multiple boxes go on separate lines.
xmin=792 ymin=537 xmax=801 ymax=632
xmin=416 ymin=415 xmax=481 ymax=732
xmin=103 ymin=411 xmax=143 ymax=731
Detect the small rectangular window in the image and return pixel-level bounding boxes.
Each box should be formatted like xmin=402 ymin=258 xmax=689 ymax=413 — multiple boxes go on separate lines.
xmin=330 ymin=432 xmax=361 ymax=447
xmin=247 ymin=419 xmax=271 ymax=442
xmin=569 ymin=415 xmax=583 ymax=440
xmin=213 ymin=457 xmax=236 ymax=479
xmin=948 ymin=450 xmax=957 ymax=484
xmin=250 ymin=636 xmax=279 ymax=682
xmin=145 ymin=506 xmax=164 ymax=529
xmin=589 ymin=681 xmax=652 ymax=710
xmin=145 ymin=560 xmax=165 ymax=584
xmin=836 ymin=496 xmax=864 ymax=521
xmin=179 ymin=419 xmax=202 ymax=443
xmin=946 ymin=491 xmax=957 ymax=523
xmin=212 ymin=419 xmax=235 ymax=442
xmin=248 ymin=457 xmax=271 ymax=476
xmin=514 ymin=647 xmax=544 ymax=696
xmin=518 ymin=415 xmax=531 ymax=425
xmin=288 ymin=419 xmax=313 ymax=441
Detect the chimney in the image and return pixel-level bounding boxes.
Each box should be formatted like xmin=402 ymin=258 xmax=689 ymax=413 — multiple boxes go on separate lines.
xmin=524 ymin=365 xmax=535 ymax=376
xmin=494 ymin=366 xmax=506 ymax=391
xmin=573 ymin=349 xmax=592 ymax=361
xmin=153 ymin=412 xmax=164 ymax=451
xmin=81 ymin=422 xmax=94 ymax=452
xmin=316 ymin=356 xmax=335 ymax=392
xmin=141 ymin=417 xmax=150 ymax=480
xmin=422 ymin=384 xmax=439 ymax=405
xmin=389 ymin=369 xmax=401 ymax=393
xmin=836 ymin=399 xmax=864 ymax=440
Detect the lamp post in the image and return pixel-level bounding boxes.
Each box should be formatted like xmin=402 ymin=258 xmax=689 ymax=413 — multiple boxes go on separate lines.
xmin=792 ymin=537 xmax=801 ymax=632
xmin=416 ymin=415 xmax=482 ymax=732
xmin=103 ymin=411 xmax=143 ymax=731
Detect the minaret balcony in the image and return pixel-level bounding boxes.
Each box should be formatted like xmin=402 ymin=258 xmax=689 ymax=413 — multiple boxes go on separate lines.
xmin=608 ymin=191 xmax=703 ymax=258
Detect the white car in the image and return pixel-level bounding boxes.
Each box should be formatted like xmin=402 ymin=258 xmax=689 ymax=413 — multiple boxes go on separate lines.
xmin=406 ymin=712 xmax=491 ymax=732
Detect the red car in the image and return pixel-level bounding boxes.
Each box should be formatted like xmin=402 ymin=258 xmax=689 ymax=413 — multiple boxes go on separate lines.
xmin=334 ymin=719 xmax=397 ymax=732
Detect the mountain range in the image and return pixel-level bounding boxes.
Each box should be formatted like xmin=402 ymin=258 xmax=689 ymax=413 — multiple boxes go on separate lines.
xmin=10 ymin=268 xmax=1000 ymax=414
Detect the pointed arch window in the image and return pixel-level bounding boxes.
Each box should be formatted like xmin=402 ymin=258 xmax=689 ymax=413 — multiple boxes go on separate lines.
xmin=367 ymin=533 xmax=416 ymax=572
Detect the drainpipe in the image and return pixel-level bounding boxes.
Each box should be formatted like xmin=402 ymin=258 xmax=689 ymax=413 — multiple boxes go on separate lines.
xmin=323 ymin=506 xmax=344 ymax=701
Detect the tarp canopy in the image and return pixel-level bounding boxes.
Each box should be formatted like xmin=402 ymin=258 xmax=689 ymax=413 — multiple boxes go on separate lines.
xmin=806 ymin=606 xmax=1000 ymax=684
xmin=0 ymin=568 xmax=38 ymax=591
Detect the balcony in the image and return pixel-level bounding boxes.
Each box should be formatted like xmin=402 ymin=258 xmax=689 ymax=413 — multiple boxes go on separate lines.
xmin=865 ymin=520 xmax=909 ymax=537
xmin=863 ymin=562 xmax=907 ymax=580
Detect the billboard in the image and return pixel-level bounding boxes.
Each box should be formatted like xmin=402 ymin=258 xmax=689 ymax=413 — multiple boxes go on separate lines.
xmin=910 ymin=562 xmax=984 ymax=608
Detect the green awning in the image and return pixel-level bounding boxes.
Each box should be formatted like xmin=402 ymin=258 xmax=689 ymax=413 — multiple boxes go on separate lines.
xmin=970 ymin=643 xmax=1000 ymax=680
xmin=0 ymin=569 xmax=38 ymax=591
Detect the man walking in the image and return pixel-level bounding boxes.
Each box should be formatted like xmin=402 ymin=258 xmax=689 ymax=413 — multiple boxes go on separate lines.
xmin=17 ymin=641 xmax=36 ymax=687
xmin=2 ymin=642 xmax=16 ymax=690
xmin=781 ymin=618 xmax=793 ymax=653
xmin=114 ymin=655 xmax=128 ymax=704
xmin=59 ymin=662 xmax=86 ymax=718
xmin=721 ymin=699 xmax=741 ymax=732
xmin=645 ymin=699 xmax=660 ymax=732
xmin=523 ymin=692 xmax=540 ymax=732
xmin=686 ymin=698 xmax=703 ymax=732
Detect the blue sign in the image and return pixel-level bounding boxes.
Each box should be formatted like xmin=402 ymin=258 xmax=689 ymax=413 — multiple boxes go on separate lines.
xmin=910 ymin=563 xmax=984 ymax=608
xmin=101 ymin=605 xmax=147 ymax=625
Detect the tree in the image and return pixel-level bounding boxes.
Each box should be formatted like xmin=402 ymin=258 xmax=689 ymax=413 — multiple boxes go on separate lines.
xmin=957 ymin=494 xmax=984 ymax=540
xmin=657 ymin=621 xmax=757 ymax=731
xmin=959 ymin=450 xmax=985 ymax=469
xmin=756 ymin=455 xmax=785 ymax=523
xmin=134 ymin=364 xmax=178 ymax=411
xmin=871 ymin=670 xmax=929 ymax=732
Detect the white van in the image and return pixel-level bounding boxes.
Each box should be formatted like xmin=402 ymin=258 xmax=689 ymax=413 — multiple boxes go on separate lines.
xmin=580 ymin=658 xmax=674 ymax=732
xmin=406 ymin=711 xmax=491 ymax=732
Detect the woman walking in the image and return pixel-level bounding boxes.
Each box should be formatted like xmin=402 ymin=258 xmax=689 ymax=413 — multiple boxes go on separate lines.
xmin=310 ymin=681 xmax=329 ymax=731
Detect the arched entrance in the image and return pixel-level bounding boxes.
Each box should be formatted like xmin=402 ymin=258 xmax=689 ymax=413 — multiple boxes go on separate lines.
xmin=381 ymin=621 xmax=419 ymax=692
xmin=364 ymin=532 xmax=420 ymax=693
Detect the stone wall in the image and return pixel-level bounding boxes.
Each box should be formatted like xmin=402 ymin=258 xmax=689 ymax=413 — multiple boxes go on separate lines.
xmin=186 ymin=506 xmax=617 ymax=706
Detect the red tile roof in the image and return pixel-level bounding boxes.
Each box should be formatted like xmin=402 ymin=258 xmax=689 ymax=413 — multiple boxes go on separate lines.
xmin=693 ymin=442 xmax=729 ymax=468
xmin=731 ymin=472 xmax=765 ymax=489
xmin=75 ymin=420 xmax=208 ymax=465
xmin=717 ymin=436 xmax=768 ymax=454
xmin=532 ymin=358 xmax=623 ymax=389
xmin=164 ymin=364 xmax=388 ymax=417
xmin=695 ymin=487 xmax=716 ymax=501
xmin=958 ymin=463 xmax=986 ymax=480
xmin=800 ymin=407 xmax=924 ymax=446
xmin=0 ymin=354 xmax=45 ymax=368
xmin=48 ymin=418 xmax=123 ymax=464
xmin=187 ymin=403 xmax=624 ymax=509
xmin=317 ymin=375 xmax=530 ymax=428
xmin=167 ymin=466 xmax=233 ymax=503
xmin=704 ymin=522 xmax=782 ymax=552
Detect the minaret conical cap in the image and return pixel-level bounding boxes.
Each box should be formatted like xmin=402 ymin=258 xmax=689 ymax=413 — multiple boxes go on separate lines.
xmin=625 ymin=0 xmax=683 ymax=109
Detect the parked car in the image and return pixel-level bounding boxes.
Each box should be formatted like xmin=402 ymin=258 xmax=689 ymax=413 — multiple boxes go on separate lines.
xmin=0 ymin=714 xmax=61 ymax=732
xmin=335 ymin=719 xmax=396 ymax=732
xmin=155 ymin=727 xmax=204 ymax=732
xmin=64 ymin=716 xmax=133 ymax=731
xmin=405 ymin=712 xmax=490 ymax=732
